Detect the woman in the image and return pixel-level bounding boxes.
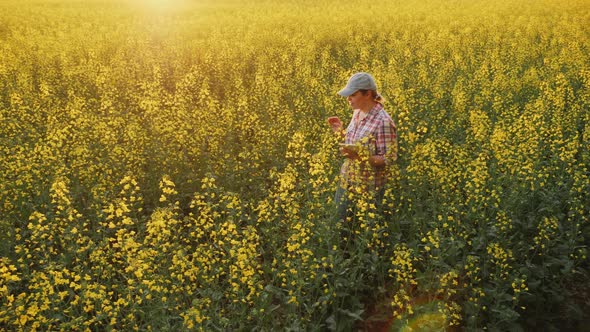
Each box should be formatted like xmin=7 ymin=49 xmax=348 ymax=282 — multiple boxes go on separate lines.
xmin=328 ymin=72 xmax=397 ymax=222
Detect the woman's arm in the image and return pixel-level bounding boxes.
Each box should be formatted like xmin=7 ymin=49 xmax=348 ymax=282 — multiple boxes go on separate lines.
xmin=373 ymin=118 xmax=398 ymax=167
xmin=327 ymin=116 xmax=344 ymax=139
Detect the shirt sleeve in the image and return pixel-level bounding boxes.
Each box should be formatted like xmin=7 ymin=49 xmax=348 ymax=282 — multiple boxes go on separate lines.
xmin=375 ymin=118 xmax=398 ymax=166
xmin=344 ymin=110 xmax=359 ymax=144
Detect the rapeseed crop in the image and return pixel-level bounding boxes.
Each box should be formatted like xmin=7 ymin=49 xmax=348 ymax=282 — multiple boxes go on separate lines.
xmin=1 ymin=0 xmax=589 ymax=330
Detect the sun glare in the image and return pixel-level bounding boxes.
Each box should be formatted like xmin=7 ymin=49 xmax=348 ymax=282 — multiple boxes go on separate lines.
xmin=133 ymin=0 xmax=190 ymax=13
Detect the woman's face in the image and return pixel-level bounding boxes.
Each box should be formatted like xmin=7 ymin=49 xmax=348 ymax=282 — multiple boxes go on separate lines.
xmin=347 ymin=90 xmax=373 ymax=111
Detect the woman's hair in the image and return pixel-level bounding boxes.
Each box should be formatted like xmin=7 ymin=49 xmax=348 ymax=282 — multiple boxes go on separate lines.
xmin=359 ymin=89 xmax=385 ymax=103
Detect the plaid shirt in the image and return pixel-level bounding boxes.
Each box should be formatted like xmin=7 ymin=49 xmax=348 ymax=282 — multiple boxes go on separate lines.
xmin=340 ymin=103 xmax=397 ymax=189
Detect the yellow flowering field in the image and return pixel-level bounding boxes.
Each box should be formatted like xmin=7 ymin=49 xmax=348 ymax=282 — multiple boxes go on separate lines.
xmin=1 ymin=0 xmax=589 ymax=330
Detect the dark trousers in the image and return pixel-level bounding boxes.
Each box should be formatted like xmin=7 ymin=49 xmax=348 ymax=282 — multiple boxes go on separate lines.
xmin=334 ymin=185 xmax=386 ymax=251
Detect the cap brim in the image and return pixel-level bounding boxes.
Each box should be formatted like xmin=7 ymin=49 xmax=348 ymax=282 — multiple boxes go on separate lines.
xmin=337 ymin=86 xmax=356 ymax=97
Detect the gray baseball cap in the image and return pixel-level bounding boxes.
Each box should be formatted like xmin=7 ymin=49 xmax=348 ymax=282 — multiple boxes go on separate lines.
xmin=337 ymin=72 xmax=378 ymax=97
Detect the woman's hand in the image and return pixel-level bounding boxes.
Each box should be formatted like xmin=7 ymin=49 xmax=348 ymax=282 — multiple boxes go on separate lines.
xmin=327 ymin=116 xmax=343 ymax=134
xmin=368 ymin=155 xmax=386 ymax=167
xmin=340 ymin=146 xmax=359 ymax=160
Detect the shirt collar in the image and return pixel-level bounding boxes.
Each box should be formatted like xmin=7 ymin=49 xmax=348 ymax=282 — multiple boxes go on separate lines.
xmin=355 ymin=103 xmax=383 ymax=123
xmin=367 ymin=102 xmax=383 ymax=117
